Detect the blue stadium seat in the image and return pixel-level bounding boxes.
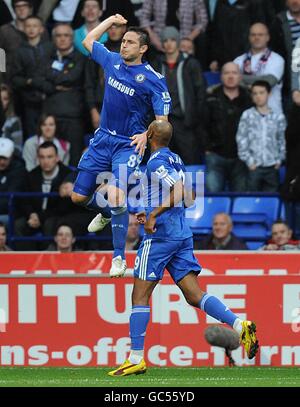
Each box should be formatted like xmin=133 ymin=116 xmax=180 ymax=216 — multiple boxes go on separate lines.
xmin=246 ymin=241 xmax=264 ymax=250
xmin=279 ymin=165 xmax=286 ymax=185
xmin=233 ymin=224 xmax=269 ymax=239
xmin=185 ymin=196 xmax=231 ymax=234
xmin=203 ymin=71 xmax=221 ymax=87
xmin=231 ymin=197 xmax=280 ymax=227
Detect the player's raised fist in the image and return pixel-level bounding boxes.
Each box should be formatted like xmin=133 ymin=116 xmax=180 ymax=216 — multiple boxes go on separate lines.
xmin=112 ymin=14 xmax=127 ymax=26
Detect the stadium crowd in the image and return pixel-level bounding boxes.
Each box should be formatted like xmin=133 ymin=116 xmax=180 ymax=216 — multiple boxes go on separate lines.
xmin=0 ymin=0 xmax=300 ymax=250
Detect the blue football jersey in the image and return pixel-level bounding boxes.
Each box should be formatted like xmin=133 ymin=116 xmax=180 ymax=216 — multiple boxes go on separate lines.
xmin=91 ymin=42 xmax=171 ymax=137
xmin=142 ymin=147 xmax=192 ymax=240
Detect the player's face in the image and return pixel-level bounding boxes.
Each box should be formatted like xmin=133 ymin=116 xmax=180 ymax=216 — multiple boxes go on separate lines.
xmin=221 ymin=64 xmax=241 ymax=89
xmin=163 ymin=38 xmax=178 ymax=54
xmin=14 ymin=2 xmax=32 ymax=21
xmin=287 ymin=0 xmax=300 ymax=13
xmin=38 ymin=147 xmax=59 ymax=173
xmin=24 ymin=19 xmax=43 ymax=40
xmin=55 ymin=226 xmax=74 ymax=251
xmin=53 ymin=26 xmax=73 ymax=52
xmin=41 ymin=116 xmax=56 ymax=140
xmin=251 ymin=86 xmax=269 ymax=107
xmin=271 ymin=224 xmax=292 ymax=246
xmin=82 ymin=1 xmax=102 ymax=23
xmin=212 ymin=215 xmax=232 ymax=240
xmin=0 ymin=226 xmax=7 ymax=248
xmin=120 ymin=32 xmax=145 ymax=63
xmin=249 ymin=24 xmax=269 ymax=50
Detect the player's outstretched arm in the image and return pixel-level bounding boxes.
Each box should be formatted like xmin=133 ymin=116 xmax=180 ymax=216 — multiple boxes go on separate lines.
xmin=82 ymin=14 xmax=127 ymax=53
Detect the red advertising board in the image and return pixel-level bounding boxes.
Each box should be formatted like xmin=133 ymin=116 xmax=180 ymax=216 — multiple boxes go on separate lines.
xmin=0 ymin=274 xmax=299 ymax=367
xmin=0 ymin=251 xmax=300 ymax=275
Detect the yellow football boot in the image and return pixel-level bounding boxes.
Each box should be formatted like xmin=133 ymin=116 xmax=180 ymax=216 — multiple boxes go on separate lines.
xmin=240 ymin=321 xmax=259 ymax=359
xmin=108 ymin=359 xmax=147 ymax=377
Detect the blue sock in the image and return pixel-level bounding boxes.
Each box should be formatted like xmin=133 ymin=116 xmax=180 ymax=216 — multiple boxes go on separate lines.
xmin=198 ymin=294 xmax=238 ymax=327
xmin=85 ymin=192 xmax=111 ymax=218
xmin=130 ymin=306 xmax=150 ymax=350
xmin=111 ymin=206 xmax=128 ymax=259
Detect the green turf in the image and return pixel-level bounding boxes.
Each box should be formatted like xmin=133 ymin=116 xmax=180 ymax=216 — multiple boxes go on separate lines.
xmin=0 ymin=367 xmax=299 ymax=387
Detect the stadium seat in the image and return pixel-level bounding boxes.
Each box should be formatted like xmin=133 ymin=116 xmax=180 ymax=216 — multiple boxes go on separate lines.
xmin=279 ymin=165 xmax=286 ymax=185
xmin=203 ymin=71 xmax=221 ymax=87
xmin=231 ymin=197 xmax=280 ymax=227
xmin=246 ymin=241 xmax=264 ymax=250
xmin=233 ymin=224 xmax=269 ymax=240
xmin=186 ymin=196 xmax=231 ymax=235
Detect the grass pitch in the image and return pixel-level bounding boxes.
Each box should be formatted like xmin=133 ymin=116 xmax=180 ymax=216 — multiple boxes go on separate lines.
xmin=0 ymin=367 xmax=299 ymax=387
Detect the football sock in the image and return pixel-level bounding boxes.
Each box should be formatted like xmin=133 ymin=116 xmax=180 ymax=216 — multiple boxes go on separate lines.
xmin=198 ymin=294 xmax=238 ymax=327
xmin=111 ymin=206 xmax=128 ymax=259
xmin=129 ymin=305 xmax=150 ymax=361
xmin=233 ymin=318 xmax=243 ymax=334
xmin=85 ymin=192 xmax=111 ymax=218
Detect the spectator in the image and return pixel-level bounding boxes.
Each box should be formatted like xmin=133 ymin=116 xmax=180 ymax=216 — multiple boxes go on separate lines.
xmin=22 ymin=113 xmax=70 ymax=171
xmin=209 ymin=0 xmax=276 ymax=72
xmin=74 ymin=0 xmax=107 ymax=56
xmin=203 ymin=62 xmax=252 ymax=192
xmin=37 ymin=0 xmax=81 ymax=27
xmin=125 ymin=213 xmax=141 ymax=251
xmin=180 ymin=37 xmax=195 ymax=56
xmin=42 ymin=23 xmax=85 ymax=166
xmin=197 ymin=213 xmax=247 ymax=250
xmin=0 ymin=222 xmax=12 ymax=251
xmin=84 ymin=22 xmax=126 ymax=130
xmin=139 ymin=0 xmax=208 ymax=52
xmin=0 ymin=0 xmax=48 ymax=83
xmin=14 ymin=141 xmax=71 ymax=250
xmin=0 ymin=84 xmax=23 ymax=154
xmin=10 ymin=16 xmax=52 ymax=138
xmin=270 ymin=0 xmax=300 ymax=106
xmin=0 ymin=138 xmax=26 ymax=227
xmin=234 ymin=23 xmax=285 ymax=114
xmin=236 ymin=80 xmax=286 ymax=192
xmin=47 ymin=223 xmax=76 ymax=252
xmin=260 ymin=220 xmax=300 ymax=250
xmin=153 ymin=26 xmax=206 ymax=164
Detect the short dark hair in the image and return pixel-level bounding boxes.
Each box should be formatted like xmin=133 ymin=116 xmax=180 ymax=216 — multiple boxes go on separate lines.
xmin=126 ymin=26 xmax=150 ymax=48
xmin=0 ymin=222 xmax=7 ymax=232
xmin=24 ymin=15 xmax=44 ymax=25
xmin=251 ymin=80 xmax=271 ymax=93
xmin=12 ymin=0 xmax=32 ymax=10
xmin=272 ymin=219 xmax=290 ymax=229
xmin=83 ymin=0 xmax=102 ymax=8
xmin=55 ymin=223 xmax=74 ymax=236
xmin=38 ymin=141 xmax=58 ymax=155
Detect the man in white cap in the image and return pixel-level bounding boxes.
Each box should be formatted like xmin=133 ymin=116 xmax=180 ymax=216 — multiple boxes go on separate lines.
xmin=0 ymin=138 xmax=26 ymax=226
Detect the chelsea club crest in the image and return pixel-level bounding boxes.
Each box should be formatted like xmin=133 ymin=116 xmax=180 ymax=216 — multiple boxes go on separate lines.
xmin=135 ymin=73 xmax=146 ymax=83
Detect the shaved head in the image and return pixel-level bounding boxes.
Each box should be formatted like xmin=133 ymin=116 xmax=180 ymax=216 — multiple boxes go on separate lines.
xmin=147 ymin=120 xmax=173 ymax=147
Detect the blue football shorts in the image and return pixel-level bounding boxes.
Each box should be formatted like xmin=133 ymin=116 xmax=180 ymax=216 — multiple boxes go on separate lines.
xmin=73 ymin=129 xmax=141 ymax=196
xmin=134 ymin=237 xmax=202 ymax=284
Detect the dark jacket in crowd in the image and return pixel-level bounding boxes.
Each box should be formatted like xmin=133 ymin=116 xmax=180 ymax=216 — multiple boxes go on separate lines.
xmin=11 ymin=41 xmax=53 ymax=104
xmin=41 ymin=48 xmax=85 ymax=119
xmin=0 ymin=0 xmax=12 ymax=26
xmin=0 ymin=22 xmax=49 ymax=80
xmin=102 ymin=0 xmax=138 ymax=26
xmin=153 ymin=53 xmax=206 ymax=128
xmin=209 ymin=0 xmax=276 ymax=66
xmin=0 ymin=156 xmax=26 ymax=214
xmin=19 ymin=162 xmax=71 ymax=222
xmin=270 ymin=10 xmax=295 ymax=98
xmin=203 ymin=86 xmax=252 ymax=158
xmin=197 ymin=233 xmax=248 ymax=250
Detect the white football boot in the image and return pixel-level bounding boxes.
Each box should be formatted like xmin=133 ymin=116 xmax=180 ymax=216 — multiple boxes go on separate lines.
xmin=109 ymin=255 xmax=127 ymax=278
xmin=87 ymin=213 xmax=111 ymax=233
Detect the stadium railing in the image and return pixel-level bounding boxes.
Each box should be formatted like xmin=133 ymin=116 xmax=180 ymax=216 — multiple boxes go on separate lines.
xmin=1 ymin=190 xmax=298 ymax=248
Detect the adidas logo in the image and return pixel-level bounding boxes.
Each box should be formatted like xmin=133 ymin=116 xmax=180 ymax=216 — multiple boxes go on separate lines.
xmin=114 ymin=64 xmax=120 ymax=70
xmin=148 ymin=272 xmax=156 ymax=278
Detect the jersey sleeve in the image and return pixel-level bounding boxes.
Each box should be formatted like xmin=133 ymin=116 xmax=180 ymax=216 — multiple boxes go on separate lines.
xmin=90 ymin=41 xmax=113 ymax=69
xmin=148 ymin=158 xmax=181 ymax=188
xmin=150 ymin=78 xmax=172 ymax=117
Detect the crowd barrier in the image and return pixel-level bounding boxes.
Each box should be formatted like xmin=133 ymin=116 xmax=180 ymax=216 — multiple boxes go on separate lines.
xmin=0 ymin=252 xmax=299 ymax=367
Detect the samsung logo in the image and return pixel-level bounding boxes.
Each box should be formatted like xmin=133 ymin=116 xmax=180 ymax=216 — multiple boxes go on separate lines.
xmin=108 ymin=76 xmax=135 ymax=96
